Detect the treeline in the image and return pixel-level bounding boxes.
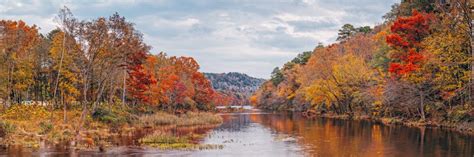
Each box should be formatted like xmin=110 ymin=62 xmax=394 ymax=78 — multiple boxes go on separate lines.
xmin=204 ymin=72 xmax=265 ymax=106
xmin=0 ymin=7 xmax=225 ymax=116
xmin=252 ymin=0 xmax=473 ymax=123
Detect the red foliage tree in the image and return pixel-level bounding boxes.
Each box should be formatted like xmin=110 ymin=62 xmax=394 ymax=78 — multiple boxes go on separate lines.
xmin=127 ymin=51 xmax=156 ymax=104
xmin=212 ymin=92 xmax=233 ymax=106
xmin=386 ymin=10 xmax=432 ymax=75
xmin=192 ymin=72 xmax=215 ymax=107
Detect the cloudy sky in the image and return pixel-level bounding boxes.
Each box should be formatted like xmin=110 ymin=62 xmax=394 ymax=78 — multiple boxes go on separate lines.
xmin=0 ymin=0 xmax=398 ymax=78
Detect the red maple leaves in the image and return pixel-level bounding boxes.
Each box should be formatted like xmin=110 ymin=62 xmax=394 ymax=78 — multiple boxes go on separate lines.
xmin=192 ymin=72 xmax=215 ymax=105
xmin=127 ymin=52 xmax=221 ymax=110
xmin=386 ymin=10 xmax=432 ymax=75
xmin=127 ymin=51 xmax=156 ymax=104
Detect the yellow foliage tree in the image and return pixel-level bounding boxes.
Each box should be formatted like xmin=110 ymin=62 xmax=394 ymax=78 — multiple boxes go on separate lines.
xmin=423 ymin=17 xmax=471 ymax=101
xmin=305 ymin=54 xmax=375 ymax=114
xmin=49 ymin=31 xmax=80 ymax=110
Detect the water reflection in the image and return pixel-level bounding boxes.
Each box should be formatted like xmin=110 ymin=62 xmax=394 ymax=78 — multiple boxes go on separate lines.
xmin=246 ymin=112 xmax=474 ymax=157
xmin=193 ymin=113 xmax=305 ymax=157
xmin=1 ymin=112 xmax=472 ymax=156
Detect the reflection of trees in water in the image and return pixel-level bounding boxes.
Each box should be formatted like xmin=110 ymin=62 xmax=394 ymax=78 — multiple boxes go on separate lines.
xmin=215 ymin=114 xmax=253 ymax=132
xmin=246 ymin=113 xmax=474 ymax=156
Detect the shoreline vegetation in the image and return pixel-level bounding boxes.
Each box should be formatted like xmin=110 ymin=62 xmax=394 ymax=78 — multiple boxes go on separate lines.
xmin=252 ymin=0 xmax=473 ymax=136
xmin=0 ymin=6 xmax=231 ymax=153
xmin=0 ymin=104 xmax=223 ymax=151
xmin=301 ymin=111 xmax=474 ymax=135
xmin=0 ymin=0 xmax=473 ymax=155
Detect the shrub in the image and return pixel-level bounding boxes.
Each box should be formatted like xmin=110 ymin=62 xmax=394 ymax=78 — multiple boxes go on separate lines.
xmin=1 ymin=105 xmax=49 ymax=120
xmin=92 ymin=107 xmax=129 ymax=126
xmin=0 ymin=121 xmax=16 ymax=137
xmin=39 ymin=122 xmax=53 ymax=135
xmin=447 ymin=106 xmax=472 ymax=122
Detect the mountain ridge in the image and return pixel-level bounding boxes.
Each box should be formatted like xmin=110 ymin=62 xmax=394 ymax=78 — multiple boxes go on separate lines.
xmin=204 ymin=72 xmax=265 ymax=106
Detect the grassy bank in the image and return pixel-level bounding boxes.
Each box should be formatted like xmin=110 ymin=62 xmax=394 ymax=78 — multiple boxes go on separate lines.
xmin=0 ymin=105 xmax=223 ymax=151
xmin=138 ymin=131 xmax=223 ymax=150
xmin=138 ymin=112 xmax=223 ymax=127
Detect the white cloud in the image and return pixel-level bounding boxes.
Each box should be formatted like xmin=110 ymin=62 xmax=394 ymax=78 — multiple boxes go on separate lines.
xmin=0 ymin=0 xmax=398 ymax=78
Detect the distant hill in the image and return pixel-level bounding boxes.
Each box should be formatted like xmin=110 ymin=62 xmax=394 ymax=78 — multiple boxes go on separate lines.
xmin=204 ymin=72 xmax=265 ymax=106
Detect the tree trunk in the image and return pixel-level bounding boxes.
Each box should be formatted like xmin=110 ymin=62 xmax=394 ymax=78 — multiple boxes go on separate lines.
xmin=470 ymin=1 xmax=473 ymax=105
xmin=6 ymin=64 xmax=13 ymax=107
xmin=52 ymin=31 xmax=67 ymax=122
xmin=122 ymin=69 xmax=126 ymax=107
xmin=419 ymin=90 xmax=425 ymax=121
xmin=92 ymin=79 xmax=107 ymax=112
xmin=75 ymin=102 xmax=88 ymax=146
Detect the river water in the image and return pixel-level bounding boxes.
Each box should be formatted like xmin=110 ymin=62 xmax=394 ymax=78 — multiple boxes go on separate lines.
xmin=2 ymin=111 xmax=473 ymax=156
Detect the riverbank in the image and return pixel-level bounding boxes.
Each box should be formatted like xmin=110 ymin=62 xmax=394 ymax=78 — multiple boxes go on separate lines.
xmin=1 ymin=111 xmax=472 ymax=156
xmin=302 ymin=111 xmax=474 ymax=135
xmin=0 ymin=105 xmax=223 ymax=151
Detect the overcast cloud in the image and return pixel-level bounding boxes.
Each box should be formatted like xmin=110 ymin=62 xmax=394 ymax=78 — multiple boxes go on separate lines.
xmin=0 ymin=0 xmax=398 ymax=78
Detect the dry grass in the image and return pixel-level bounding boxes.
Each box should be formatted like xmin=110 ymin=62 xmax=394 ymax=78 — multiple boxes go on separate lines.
xmin=0 ymin=105 xmax=110 ymax=148
xmin=177 ymin=112 xmax=223 ymax=126
xmin=139 ymin=130 xmax=223 ymax=150
xmin=0 ymin=105 xmax=223 ymax=150
xmin=138 ymin=112 xmax=223 ymax=127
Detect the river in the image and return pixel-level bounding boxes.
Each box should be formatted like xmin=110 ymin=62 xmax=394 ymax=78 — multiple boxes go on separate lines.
xmin=2 ymin=111 xmax=473 ymax=156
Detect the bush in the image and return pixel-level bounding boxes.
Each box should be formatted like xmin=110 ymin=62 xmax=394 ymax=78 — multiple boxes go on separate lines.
xmin=196 ymin=103 xmax=214 ymax=111
xmin=39 ymin=122 xmax=53 ymax=135
xmin=92 ymin=107 xmax=129 ymax=126
xmin=447 ymin=106 xmax=472 ymax=122
xmin=0 ymin=121 xmax=16 ymax=137
xmin=1 ymin=105 xmax=49 ymax=120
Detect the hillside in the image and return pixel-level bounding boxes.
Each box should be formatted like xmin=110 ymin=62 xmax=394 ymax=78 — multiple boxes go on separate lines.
xmin=204 ymin=72 xmax=265 ymax=106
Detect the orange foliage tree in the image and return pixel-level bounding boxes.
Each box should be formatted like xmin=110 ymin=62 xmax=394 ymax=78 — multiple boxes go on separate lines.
xmin=143 ymin=53 xmax=218 ymax=112
xmin=0 ymin=20 xmax=40 ymax=106
xmin=127 ymin=50 xmax=156 ymax=104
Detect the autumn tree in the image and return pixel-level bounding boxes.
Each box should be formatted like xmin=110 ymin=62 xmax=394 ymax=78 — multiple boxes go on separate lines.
xmin=49 ymin=30 xmax=81 ymax=122
xmin=107 ymin=12 xmax=150 ymax=106
xmin=192 ymin=72 xmax=215 ymax=111
xmin=385 ymin=10 xmax=433 ymax=120
xmin=252 ymin=0 xmax=473 ymax=124
xmin=32 ymin=34 xmax=52 ymax=103
xmin=127 ymin=50 xmax=156 ymax=104
xmin=422 ymin=6 xmax=471 ymax=106
xmin=0 ymin=20 xmax=40 ymax=107
xmin=305 ymin=54 xmax=375 ymax=115
xmin=143 ymin=53 xmax=219 ymax=112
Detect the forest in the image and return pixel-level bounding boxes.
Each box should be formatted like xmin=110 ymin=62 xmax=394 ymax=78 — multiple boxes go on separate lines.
xmin=0 ymin=7 xmax=229 ymax=149
xmin=252 ymin=0 xmax=473 ymax=130
xmin=0 ymin=0 xmax=473 ymax=155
